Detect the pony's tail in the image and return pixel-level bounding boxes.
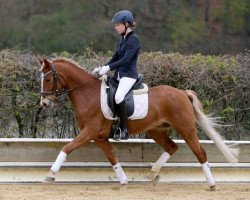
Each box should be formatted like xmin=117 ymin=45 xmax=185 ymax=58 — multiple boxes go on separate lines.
xmin=185 ymin=90 xmax=239 ymax=163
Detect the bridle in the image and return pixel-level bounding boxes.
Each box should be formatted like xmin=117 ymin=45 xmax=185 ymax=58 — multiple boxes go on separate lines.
xmin=40 ymin=62 xmax=95 ymax=99
xmin=40 ymin=63 xmax=68 ymax=98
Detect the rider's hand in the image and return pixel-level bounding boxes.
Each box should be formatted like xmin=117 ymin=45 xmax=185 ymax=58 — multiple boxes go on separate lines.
xmin=99 ymin=65 xmax=110 ymax=76
xmin=92 ymin=66 xmax=102 ymax=76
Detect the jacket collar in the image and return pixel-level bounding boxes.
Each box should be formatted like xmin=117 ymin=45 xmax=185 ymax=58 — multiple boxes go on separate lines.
xmin=124 ymin=31 xmax=134 ymax=39
xmin=120 ymin=31 xmax=134 ymax=45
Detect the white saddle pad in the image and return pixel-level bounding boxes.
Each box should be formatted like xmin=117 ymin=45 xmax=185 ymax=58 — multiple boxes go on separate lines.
xmin=100 ymin=78 xmax=149 ymax=120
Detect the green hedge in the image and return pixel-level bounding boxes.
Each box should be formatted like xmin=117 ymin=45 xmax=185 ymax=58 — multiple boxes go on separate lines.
xmin=0 ymin=49 xmax=249 ymax=140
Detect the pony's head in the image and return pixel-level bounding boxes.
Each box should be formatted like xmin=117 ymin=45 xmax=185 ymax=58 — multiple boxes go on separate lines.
xmin=38 ymin=58 xmax=65 ymax=107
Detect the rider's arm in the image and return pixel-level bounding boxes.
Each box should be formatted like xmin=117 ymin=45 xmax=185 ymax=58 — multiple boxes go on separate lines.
xmin=108 ymin=36 xmax=140 ymax=70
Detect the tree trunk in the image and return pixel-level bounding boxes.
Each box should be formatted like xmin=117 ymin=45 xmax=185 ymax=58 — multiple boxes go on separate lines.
xmin=243 ymin=0 xmax=250 ymax=49
xmin=204 ymin=0 xmax=210 ymax=28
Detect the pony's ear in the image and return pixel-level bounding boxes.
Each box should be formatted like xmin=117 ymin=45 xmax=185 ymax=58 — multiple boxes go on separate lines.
xmin=39 ymin=58 xmax=51 ymax=72
xmin=43 ymin=59 xmax=51 ymax=67
xmin=38 ymin=57 xmax=43 ymax=65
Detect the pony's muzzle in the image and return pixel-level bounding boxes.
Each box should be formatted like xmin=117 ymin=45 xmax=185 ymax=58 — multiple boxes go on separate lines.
xmin=40 ymin=96 xmax=54 ymax=107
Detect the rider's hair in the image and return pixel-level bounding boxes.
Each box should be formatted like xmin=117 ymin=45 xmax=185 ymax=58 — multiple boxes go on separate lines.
xmin=128 ymin=22 xmax=136 ymax=28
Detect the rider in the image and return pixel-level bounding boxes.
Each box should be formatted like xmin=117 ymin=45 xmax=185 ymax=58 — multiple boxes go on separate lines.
xmin=93 ymin=10 xmax=140 ymax=140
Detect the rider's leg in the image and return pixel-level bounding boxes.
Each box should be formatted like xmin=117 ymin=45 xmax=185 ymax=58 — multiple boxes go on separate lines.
xmin=116 ymin=100 xmax=128 ymax=139
xmin=114 ymin=77 xmax=136 ymax=140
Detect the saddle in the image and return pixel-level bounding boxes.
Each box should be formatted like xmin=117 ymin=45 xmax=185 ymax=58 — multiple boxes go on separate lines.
xmin=106 ymin=74 xmax=144 ymax=118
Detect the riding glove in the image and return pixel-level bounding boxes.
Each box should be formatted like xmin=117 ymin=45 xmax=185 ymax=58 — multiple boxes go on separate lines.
xmin=92 ymin=66 xmax=102 ymax=76
xmin=99 ymin=65 xmax=110 ymax=76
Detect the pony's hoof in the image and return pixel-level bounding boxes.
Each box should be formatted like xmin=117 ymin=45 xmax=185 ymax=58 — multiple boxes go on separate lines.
xmin=120 ymin=184 xmax=127 ymax=190
xmin=206 ymin=185 xmax=216 ymax=191
xmin=152 ymin=175 xmax=160 ymax=186
xmin=43 ymin=176 xmax=55 ymax=183
xmin=210 ymin=185 xmax=216 ymax=191
xmin=147 ymin=171 xmax=160 ymax=186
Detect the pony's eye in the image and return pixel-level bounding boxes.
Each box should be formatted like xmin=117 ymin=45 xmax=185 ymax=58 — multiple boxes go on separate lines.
xmin=45 ymin=79 xmax=51 ymax=82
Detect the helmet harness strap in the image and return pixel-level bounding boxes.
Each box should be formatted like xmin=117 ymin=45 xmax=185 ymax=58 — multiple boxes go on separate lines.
xmin=121 ymin=23 xmax=128 ymax=37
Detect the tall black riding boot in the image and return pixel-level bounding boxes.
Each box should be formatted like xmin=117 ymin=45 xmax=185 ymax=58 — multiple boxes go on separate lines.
xmin=114 ymin=100 xmax=128 ymax=140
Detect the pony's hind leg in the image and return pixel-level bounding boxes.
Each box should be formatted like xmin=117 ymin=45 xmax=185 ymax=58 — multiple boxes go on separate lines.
xmin=146 ymin=128 xmax=178 ymax=185
xmin=175 ymin=124 xmax=216 ymax=191
xmin=94 ymin=139 xmax=128 ymax=184
xmin=43 ymin=127 xmax=93 ymax=183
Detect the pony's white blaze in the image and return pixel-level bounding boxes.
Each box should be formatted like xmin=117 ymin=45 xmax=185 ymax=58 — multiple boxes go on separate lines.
xmin=40 ymin=96 xmax=43 ymax=106
xmin=41 ymin=73 xmax=44 ymax=92
xmin=40 ymin=73 xmax=45 ymax=106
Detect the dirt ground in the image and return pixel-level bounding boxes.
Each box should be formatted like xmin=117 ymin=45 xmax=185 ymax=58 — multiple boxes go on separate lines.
xmin=0 ymin=183 xmax=249 ymax=200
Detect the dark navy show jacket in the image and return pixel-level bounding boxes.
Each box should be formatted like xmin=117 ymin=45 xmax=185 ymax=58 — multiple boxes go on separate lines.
xmin=107 ymin=31 xmax=140 ymax=79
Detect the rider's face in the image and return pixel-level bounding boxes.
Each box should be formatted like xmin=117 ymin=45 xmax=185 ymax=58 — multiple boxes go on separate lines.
xmin=114 ymin=23 xmax=125 ymax=35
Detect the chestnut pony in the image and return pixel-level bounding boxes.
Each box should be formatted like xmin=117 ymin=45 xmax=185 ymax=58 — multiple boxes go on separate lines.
xmin=39 ymin=57 xmax=239 ymax=190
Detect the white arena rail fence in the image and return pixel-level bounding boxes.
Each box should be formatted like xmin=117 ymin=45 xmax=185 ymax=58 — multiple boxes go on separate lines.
xmin=0 ymin=138 xmax=249 ymax=183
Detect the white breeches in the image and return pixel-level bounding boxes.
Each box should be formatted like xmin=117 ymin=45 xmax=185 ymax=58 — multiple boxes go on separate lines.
xmin=115 ymin=77 xmax=136 ymax=104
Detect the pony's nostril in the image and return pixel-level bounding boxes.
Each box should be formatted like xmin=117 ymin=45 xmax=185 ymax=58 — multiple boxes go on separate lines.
xmin=42 ymin=101 xmax=49 ymax=107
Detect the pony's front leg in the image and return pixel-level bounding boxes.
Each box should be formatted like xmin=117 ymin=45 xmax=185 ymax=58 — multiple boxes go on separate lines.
xmin=146 ymin=128 xmax=178 ymax=185
xmin=43 ymin=127 xmax=93 ymax=183
xmin=149 ymin=152 xmax=171 ymax=185
xmin=94 ymin=139 xmax=128 ymax=185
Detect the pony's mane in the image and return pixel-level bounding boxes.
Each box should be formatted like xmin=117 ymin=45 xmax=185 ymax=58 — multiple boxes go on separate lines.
xmin=51 ymin=57 xmax=95 ymax=78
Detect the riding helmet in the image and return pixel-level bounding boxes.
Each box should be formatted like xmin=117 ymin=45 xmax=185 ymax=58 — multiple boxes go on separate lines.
xmin=111 ymin=10 xmax=134 ymax=23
